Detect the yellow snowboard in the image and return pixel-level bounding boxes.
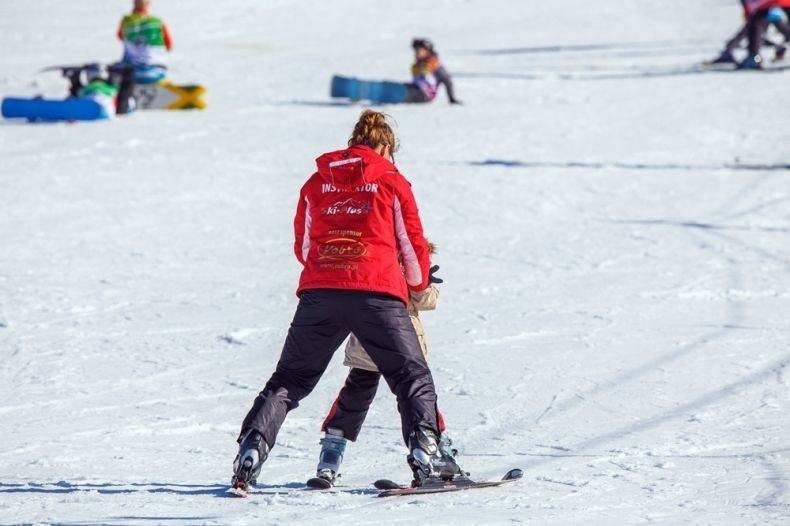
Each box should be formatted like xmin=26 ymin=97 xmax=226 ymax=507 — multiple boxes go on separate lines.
xmin=133 ymin=81 xmax=207 ymax=110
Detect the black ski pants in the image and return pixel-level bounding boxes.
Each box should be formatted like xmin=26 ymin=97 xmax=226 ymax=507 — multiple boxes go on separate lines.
xmin=239 ymin=289 xmax=439 ymax=449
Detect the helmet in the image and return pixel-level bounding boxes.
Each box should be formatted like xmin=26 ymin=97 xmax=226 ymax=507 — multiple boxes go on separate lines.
xmin=767 ymin=7 xmax=788 ymax=24
xmin=411 ymin=38 xmax=434 ymax=52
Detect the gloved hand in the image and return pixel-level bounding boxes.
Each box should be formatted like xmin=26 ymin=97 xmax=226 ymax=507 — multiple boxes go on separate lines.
xmin=429 ymin=264 xmax=443 ymax=284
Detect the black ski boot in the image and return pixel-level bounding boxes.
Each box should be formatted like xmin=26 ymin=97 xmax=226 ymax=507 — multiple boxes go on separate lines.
xmin=407 ymin=427 xmax=465 ymax=487
xmin=738 ymin=54 xmax=763 ymax=70
xmin=710 ymin=50 xmax=736 ymax=65
xmin=231 ymin=429 xmax=269 ymax=493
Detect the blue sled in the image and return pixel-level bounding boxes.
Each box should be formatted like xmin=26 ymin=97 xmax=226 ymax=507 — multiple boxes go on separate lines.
xmin=330 ymin=75 xmax=407 ymax=104
xmin=1 ymin=97 xmax=109 ymax=122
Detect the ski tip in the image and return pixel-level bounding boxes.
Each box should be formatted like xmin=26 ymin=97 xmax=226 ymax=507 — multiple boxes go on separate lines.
xmin=227 ymin=486 xmax=249 ymax=498
xmin=373 ymin=479 xmax=404 ymax=490
xmin=306 ymin=477 xmax=333 ymax=490
xmin=503 ymin=468 xmax=524 ymax=481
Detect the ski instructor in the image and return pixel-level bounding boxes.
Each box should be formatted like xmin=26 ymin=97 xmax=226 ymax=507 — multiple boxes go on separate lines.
xmin=230 ymin=110 xmax=462 ymax=493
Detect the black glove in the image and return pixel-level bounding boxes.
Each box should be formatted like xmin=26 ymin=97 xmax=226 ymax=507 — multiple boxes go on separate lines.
xmin=429 ymin=264 xmax=443 ymax=284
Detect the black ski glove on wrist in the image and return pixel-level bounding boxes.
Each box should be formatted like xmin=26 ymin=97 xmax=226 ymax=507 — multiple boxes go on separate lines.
xmin=429 ymin=264 xmax=443 ymax=284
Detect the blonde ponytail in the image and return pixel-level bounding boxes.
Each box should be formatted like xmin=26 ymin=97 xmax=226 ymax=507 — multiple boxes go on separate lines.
xmin=348 ymin=109 xmax=399 ymax=153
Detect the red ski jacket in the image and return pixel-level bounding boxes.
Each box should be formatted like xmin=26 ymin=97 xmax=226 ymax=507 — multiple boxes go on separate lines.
xmin=293 ymin=144 xmax=431 ymax=305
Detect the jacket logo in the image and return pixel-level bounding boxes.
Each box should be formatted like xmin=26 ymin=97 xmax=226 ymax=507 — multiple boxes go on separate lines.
xmin=321 ymin=183 xmax=379 ymax=193
xmin=322 ymin=198 xmax=372 ymax=216
xmin=318 ymin=238 xmax=367 ymax=260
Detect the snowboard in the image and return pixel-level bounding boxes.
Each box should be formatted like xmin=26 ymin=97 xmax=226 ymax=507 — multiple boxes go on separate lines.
xmin=38 ymin=64 xmax=206 ymax=111
xmin=373 ymin=468 xmax=523 ymax=497
xmin=40 ymin=62 xmax=167 ymax=84
xmin=330 ymin=75 xmax=408 ymax=104
xmin=132 ymin=81 xmax=207 ymax=110
xmin=1 ymin=96 xmax=109 ymax=122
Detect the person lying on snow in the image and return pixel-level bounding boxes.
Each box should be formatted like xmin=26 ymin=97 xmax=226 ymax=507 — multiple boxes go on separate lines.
xmin=62 ymin=63 xmax=136 ymax=116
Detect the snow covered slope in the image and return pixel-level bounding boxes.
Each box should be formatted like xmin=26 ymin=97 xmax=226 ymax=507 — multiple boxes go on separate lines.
xmin=1 ymin=0 xmax=788 ymax=524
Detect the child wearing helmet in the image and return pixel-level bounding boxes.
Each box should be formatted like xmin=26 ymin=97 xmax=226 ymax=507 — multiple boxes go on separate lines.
xmin=710 ymin=1 xmax=789 ymax=66
xmin=406 ymin=38 xmax=461 ymax=104
xmin=312 ymin=243 xmax=458 ymax=487
xmin=737 ymin=0 xmax=790 ymax=69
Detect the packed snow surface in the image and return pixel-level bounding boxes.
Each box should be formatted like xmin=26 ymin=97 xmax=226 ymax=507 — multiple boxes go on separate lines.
xmin=1 ymin=0 xmax=788 ymax=524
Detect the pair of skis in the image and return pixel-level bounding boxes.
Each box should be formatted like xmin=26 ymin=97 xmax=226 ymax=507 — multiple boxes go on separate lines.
xmin=230 ymin=468 xmax=522 ymax=498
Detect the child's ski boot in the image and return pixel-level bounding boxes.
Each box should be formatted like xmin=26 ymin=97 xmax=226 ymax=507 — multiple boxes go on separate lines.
xmin=308 ymin=429 xmax=347 ymax=489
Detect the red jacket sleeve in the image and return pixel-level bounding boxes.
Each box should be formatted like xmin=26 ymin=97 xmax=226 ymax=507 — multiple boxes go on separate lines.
xmin=162 ymin=23 xmax=173 ymax=50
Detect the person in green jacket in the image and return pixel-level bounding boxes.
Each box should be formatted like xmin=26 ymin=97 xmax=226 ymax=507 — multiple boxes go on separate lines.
xmin=117 ymin=0 xmax=173 ymax=83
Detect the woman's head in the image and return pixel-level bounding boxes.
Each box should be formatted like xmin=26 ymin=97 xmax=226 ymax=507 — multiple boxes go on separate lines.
xmin=348 ymin=109 xmax=399 ymax=160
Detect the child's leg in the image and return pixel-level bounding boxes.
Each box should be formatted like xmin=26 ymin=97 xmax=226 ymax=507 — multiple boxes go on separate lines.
xmin=321 ymin=368 xmax=382 ymax=441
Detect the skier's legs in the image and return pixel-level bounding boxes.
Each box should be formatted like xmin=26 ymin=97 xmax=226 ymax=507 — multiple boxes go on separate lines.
xmin=724 ymin=24 xmax=749 ymax=53
xmin=239 ymin=290 xmax=351 ymax=449
xmin=349 ymin=294 xmax=439 ymax=445
xmin=321 ymin=367 xmax=382 ymax=441
xmin=116 ymin=65 xmax=136 ymax=115
xmin=746 ymin=10 xmax=771 ymax=56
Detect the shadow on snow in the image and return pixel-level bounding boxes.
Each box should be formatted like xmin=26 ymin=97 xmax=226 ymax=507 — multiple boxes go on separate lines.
xmin=459 ymin=158 xmax=790 ymax=172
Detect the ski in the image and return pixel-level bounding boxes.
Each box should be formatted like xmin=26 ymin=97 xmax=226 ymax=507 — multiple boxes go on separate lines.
xmin=227 ymin=483 xmax=250 ymax=498
xmin=227 ymin=468 xmax=522 ymax=498
xmin=373 ymin=478 xmax=403 ymax=490
xmin=374 ymin=468 xmax=523 ymax=497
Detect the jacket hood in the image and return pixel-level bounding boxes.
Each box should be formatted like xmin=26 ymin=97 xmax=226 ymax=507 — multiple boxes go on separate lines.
xmin=315 ymin=144 xmax=397 ymax=190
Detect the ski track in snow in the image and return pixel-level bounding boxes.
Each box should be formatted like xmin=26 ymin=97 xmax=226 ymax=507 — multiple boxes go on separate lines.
xmin=2 ymin=0 xmax=790 ymax=524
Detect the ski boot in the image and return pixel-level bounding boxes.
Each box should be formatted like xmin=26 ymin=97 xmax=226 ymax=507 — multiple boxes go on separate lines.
xmin=313 ymin=428 xmax=347 ymax=487
xmin=438 ymin=432 xmax=459 ymax=460
xmin=774 ymin=45 xmax=786 ymax=62
xmin=407 ymin=427 xmax=466 ymax=487
xmin=231 ymin=429 xmax=269 ymax=493
xmin=709 ymin=50 xmax=736 ymax=65
xmin=737 ymin=54 xmax=763 ymax=70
